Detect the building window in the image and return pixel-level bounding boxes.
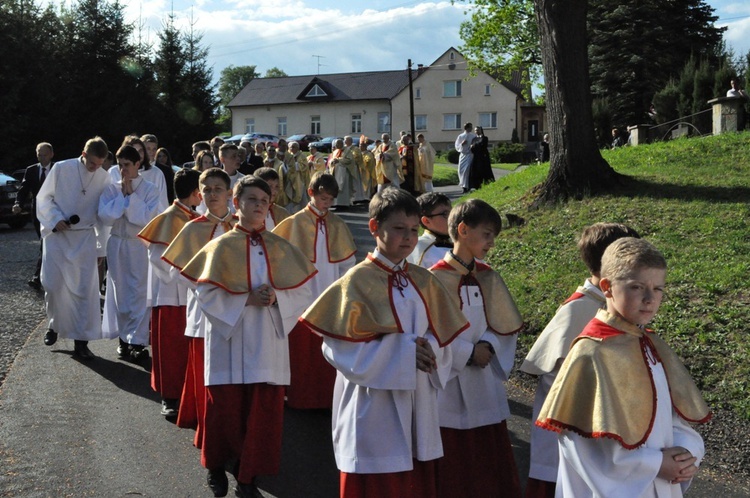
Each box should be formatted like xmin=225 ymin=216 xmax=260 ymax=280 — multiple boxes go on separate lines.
xmin=443 ymin=113 xmax=461 ymax=130
xmin=415 ymin=88 xmax=421 ymax=99
xmin=479 ymin=112 xmax=497 ymax=129
xmin=311 ymin=116 xmax=321 ymax=135
xmin=306 ymin=84 xmax=327 ymax=97
xmin=378 ymin=112 xmax=390 ymax=134
xmin=245 ymin=118 xmax=255 ymax=134
xmin=449 ymin=51 xmax=455 ymax=60
xmin=351 ymin=114 xmax=362 ymax=134
xmin=277 ymin=117 xmax=287 ymax=137
xmin=415 ymin=115 xmax=427 ymax=131
xmin=443 ymin=80 xmax=462 ymax=97
xmin=485 ymin=84 xmax=491 ymax=96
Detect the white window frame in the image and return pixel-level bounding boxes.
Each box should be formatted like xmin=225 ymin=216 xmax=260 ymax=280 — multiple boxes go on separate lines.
xmin=415 ymin=87 xmax=421 ymax=99
xmin=415 ymin=115 xmax=427 ymax=131
xmin=443 ymin=80 xmax=462 ymax=98
xmin=479 ymin=112 xmax=497 ymax=129
xmin=245 ymin=118 xmax=255 ymax=134
xmin=311 ymin=116 xmax=321 ymax=135
xmin=443 ymin=113 xmax=462 ymax=130
xmin=306 ymin=84 xmax=327 ymax=97
xmin=351 ymin=114 xmax=362 ymax=134
xmin=277 ymin=117 xmax=287 ymax=137
xmin=484 ymin=84 xmax=491 ymax=96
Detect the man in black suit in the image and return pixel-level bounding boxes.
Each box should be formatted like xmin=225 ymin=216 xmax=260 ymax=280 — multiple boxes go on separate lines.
xmin=182 ymin=140 xmax=211 ymax=169
xmin=13 ymin=142 xmax=54 ymax=290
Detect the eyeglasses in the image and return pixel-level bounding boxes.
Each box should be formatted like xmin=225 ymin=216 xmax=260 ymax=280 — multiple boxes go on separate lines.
xmin=424 ymin=211 xmax=450 ymax=219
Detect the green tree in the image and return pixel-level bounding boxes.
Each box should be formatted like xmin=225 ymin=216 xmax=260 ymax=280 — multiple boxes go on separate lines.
xmin=264 ymin=67 xmax=288 ymax=78
xmin=218 ymin=65 xmax=259 ymax=127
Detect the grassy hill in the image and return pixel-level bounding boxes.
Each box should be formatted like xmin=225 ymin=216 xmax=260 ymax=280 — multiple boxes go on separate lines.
xmin=473 ymin=132 xmax=750 ymax=421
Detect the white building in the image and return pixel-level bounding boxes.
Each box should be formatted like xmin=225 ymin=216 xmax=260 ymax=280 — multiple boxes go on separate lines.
xmin=228 ymin=47 xmax=546 ymax=150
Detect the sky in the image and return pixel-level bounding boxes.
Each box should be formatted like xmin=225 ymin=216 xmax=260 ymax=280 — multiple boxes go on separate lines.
xmin=47 ymin=0 xmax=750 ymax=82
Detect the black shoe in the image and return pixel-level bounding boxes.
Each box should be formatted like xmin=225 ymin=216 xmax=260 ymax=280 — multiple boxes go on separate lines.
xmin=235 ymin=481 xmax=263 ymax=498
xmin=130 ymin=344 xmax=149 ymax=361
xmin=207 ymin=469 xmax=228 ymax=497
xmin=44 ymin=329 xmax=57 ymax=346
xmin=73 ymin=340 xmax=95 ymax=361
xmin=161 ymin=398 xmax=179 ymax=417
xmin=117 ymin=338 xmax=130 ymax=359
xmin=28 ymin=276 xmax=42 ymax=290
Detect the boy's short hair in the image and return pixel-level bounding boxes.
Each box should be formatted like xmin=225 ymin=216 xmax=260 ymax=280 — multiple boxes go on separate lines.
xmin=219 ymin=143 xmax=238 ymax=157
xmin=416 ymin=192 xmax=451 ymax=229
xmin=193 ymin=140 xmax=211 ymax=152
xmin=253 ymin=167 xmax=279 ymax=182
xmin=199 ymin=167 xmax=231 ymax=190
xmin=369 ymin=187 xmax=419 ymax=224
xmin=115 ymin=145 xmax=141 ymax=164
xmin=416 ymin=192 xmax=451 ymax=216
xmin=447 ymin=199 xmax=502 ymax=242
xmin=578 ymin=223 xmax=641 ymax=275
xmin=309 ymin=172 xmax=339 ymax=197
xmin=140 ymin=134 xmax=158 ymax=145
xmin=600 ymin=237 xmax=666 ymax=282
xmin=234 ymin=175 xmax=271 ymax=199
xmin=174 ymin=168 xmax=201 ymax=200
xmin=84 ymin=136 xmax=109 ymax=158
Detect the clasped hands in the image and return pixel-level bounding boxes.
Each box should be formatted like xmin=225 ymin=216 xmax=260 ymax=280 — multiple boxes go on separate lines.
xmin=659 ymin=446 xmax=699 ymax=484
xmin=246 ymin=284 xmax=276 ymax=307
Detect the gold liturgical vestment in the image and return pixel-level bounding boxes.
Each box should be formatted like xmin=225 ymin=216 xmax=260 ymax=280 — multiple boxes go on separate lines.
xmin=296 ymin=255 xmax=468 ymax=346
xmin=430 ymin=253 xmax=524 ymax=335
xmin=181 ymin=225 xmax=316 ymax=293
xmin=537 ymin=309 xmax=711 ymax=449
xmin=272 ymin=205 xmax=356 ymax=263
xmin=138 ymin=201 xmax=197 ymax=246
xmin=161 ymin=213 xmax=236 ymax=270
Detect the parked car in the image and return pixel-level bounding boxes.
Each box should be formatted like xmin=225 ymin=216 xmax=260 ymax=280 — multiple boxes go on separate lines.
xmin=240 ymin=133 xmax=280 ymax=148
xmin=223 ymin=134 xmax=246 ymax=145
xmin=286 ymin=134 xmax=321 ymax=151
xmin=309 ymin=136 xmax=341 ymax=153
xmin=0 ymin=171 xmax=29 ymax=229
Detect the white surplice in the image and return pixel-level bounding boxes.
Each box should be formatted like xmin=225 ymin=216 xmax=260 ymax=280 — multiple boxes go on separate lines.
xmin=556 ymin=358 xmax=704 ymax=498
xmin=110 ymin=165 xmax=168 ymax=213
xmin=407 ymin=231 xmax=450 ymax=269
xmin=37 ymin=157 xmax=112 ymax=340
xmin=306 ymin=204 xmax=356 ymax=296
xmin=454 ymin=131 xmax=476 ymax=190
xmin=521 ymin=279 xmax=606 ymax=482
xmin=99 ymin=178 xmax=161 ymax=345
xmin=322 ymin=250 xmax=453 ymax=474
xmin=196 ymin=241 xmax=312 ymax=386
xmin=438 ymin=280 xmax=516 ymax=429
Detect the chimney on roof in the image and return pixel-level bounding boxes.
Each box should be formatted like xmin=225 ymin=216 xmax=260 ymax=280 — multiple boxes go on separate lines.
xmin=417 ymin=64 xmax=425 ymax=75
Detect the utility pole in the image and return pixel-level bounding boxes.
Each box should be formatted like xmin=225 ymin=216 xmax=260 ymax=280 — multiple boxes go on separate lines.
xmin=408 ymin=59 xmax=415 ymax=144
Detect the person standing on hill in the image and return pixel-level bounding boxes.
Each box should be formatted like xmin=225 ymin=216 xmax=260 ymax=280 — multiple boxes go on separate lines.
xmin=455 ymin=123 xmax=476 ymax=193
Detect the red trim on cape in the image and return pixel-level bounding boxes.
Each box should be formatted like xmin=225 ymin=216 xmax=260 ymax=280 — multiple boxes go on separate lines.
xmin=562 ymin=291 xmax=586 ymax=305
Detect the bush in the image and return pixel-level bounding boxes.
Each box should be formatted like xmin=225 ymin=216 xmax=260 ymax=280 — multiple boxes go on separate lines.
xmin=490 ymin=143 xmax=525 ymax=163
xmin=446 ymin=148 xmax=459 ymax=164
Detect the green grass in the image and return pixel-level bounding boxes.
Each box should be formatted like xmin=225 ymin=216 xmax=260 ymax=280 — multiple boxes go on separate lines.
xmin=432 ymin=164 xmax=458 ymax=186
xmin=473 ymin=133 xmax=750 ymax=420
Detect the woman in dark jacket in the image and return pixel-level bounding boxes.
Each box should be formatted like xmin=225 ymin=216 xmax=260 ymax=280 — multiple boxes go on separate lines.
xmin=468 ymin=126 xmax=494 ymax=190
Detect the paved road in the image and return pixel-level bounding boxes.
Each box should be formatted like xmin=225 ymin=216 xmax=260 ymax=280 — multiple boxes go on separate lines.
xmin=0 ymin=176 xmax=747 ymax=497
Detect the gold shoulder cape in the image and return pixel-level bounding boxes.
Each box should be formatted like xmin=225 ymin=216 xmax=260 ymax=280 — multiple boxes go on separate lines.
xmin=138 ymin=202 xmax=197 ymax=246
xmin=272 ymin=205 xmax=356 ymax=263
xmin=161 ymin=215 xmax=236 ymax=270
xmin=536 ymin=309 xmax=711 ymax=449
xmin=430 ymin=253 xmax=524 ymax=335
xmin=270 ymin=204 xmax=290 ymax=225
xmin=296 ymin=255 xmax=468 ymax=345
xmin=181 ymin=225 xmax=317 ymax=294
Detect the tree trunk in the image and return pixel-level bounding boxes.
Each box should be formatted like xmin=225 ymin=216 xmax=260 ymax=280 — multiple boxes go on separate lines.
xmin=532 ymin=0 xmax=621 ymax=206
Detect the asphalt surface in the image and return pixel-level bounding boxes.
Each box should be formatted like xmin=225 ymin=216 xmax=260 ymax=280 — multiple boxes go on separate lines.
xmin=0 ymin=174 xmax=747 ymax=497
